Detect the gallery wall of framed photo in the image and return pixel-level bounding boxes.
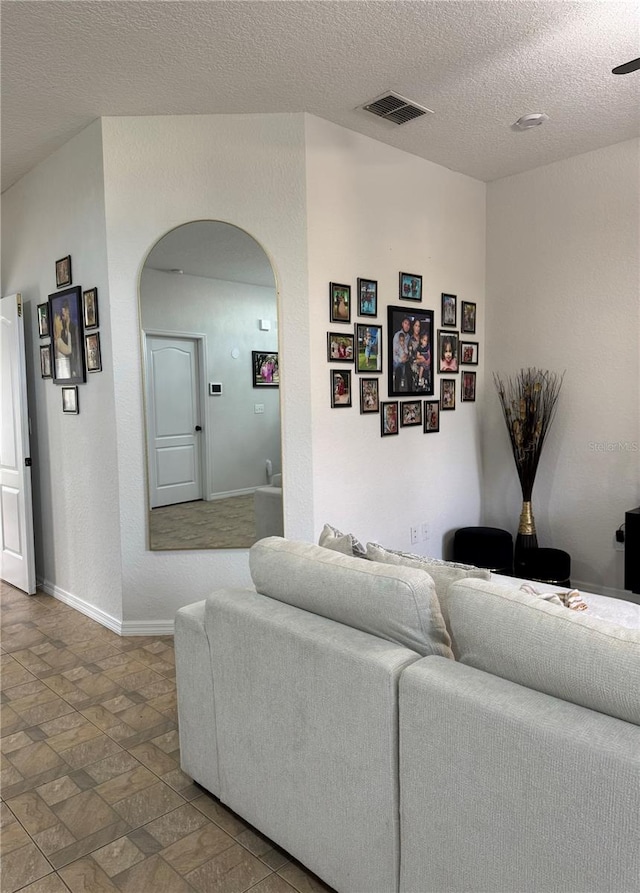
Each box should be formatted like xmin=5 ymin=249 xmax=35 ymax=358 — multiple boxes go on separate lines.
xmin=38 ymin=254 xmax=104 ymax=414
xmin=326 ymin=272 xmax=480 ymax=437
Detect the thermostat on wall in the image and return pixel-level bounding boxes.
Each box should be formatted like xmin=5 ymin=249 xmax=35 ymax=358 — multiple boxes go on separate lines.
xmin=209 ymin=383 xmax=223 ymax=396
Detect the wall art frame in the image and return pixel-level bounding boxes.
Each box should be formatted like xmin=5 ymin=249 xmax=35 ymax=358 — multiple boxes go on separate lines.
xmin=387 ymin=305 xmax=434 ymax=397
xmin=355 ymin=323 xmax=382 ymax=373
xmin=357 ymin=278 xmax=378 ymax=317
xmin=329 ymin=282 xmax=351 ymax=323
xmin=252 ymin=351 xmax=279 ymax=387
xmin=83 ymin=287 xmax=99 ymax=329
xmin=461 ymin=300 xmax=477 ymax=334
xmin=37 ymin=303 xmax=50 ymax=338
xmin=381 ymin=401 xmax=399 ymax=436
xmin=424 ymin=400 xmax=440 ymax=433
xmin=62 ymin=386 xmax=79 ymax=414
xmin=399 ymin=272 xmax=422 ymax=302
xmin=55 ymin=255 xmax=72 ymax=288
xmin=327 ymin=332 xmax=354 ymax=362
xmin=40 ymin=344 xmax=52 ymax=379
xmin=437 ymin=329 xmax=459 ymax=373
xmin=460 ymin=340 xmax=479 ymax=365
xmin=86 ymin=332 xmax=102 ymax=373
xmin=400 ymin=400 xmax=422 ymax=428
xmin=440 ymin=378 xmax=456 ymax=410
xmin=461 ymin=371 xmax=477 ymax=402
xmin=359 ymin=377 xmax=380 ymax=414
xmin=441 ymin=293 xmax=457 ymax=327
xmin=49 ymin=285 xmax=86 ymax=385
xmin=331 ymin=369 xmax=352 ymax=407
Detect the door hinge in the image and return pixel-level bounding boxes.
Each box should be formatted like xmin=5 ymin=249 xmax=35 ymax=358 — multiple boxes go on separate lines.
xmin=25 ymin=457 xmax=32 ymax=467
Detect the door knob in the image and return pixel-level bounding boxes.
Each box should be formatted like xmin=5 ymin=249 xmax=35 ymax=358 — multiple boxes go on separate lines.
xmin=195 ymin=425 xmax=202 ymax=431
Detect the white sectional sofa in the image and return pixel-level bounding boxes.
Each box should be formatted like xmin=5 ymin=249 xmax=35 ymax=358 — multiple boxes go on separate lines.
xmin=174 ymin=535 xmax=640 ymax=893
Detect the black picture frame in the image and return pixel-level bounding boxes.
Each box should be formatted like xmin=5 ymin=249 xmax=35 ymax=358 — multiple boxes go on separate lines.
xmin=359 ymin=377 xmax=379 ymax=414
xmin=37 ymin=303 xmax=50 ymax=338
xmin=461 ymin=371 xmax=477 ymax=402
xmin=387 ymin=306 xmax=434 ymax=397
xmin=40 ymin=344 xmax=52 ymax=379
xmin=460 ymin=340 xmax=479 ymax=365
xmin=252 ymin=351 xmax=279 ymax=387
xmin=400 ymin=400 xmax=422 ymax=428
xmin=437 ymin=329 xmax=459 ymax=373
xmin=49 ymin=286 xmax=85 ymax=385
xmin=55 ymin=255 xmax=72 ymax=288
xmin=355 ymin=323 xmax=382 ymax=373
xmin=424 ymin=400 xmax=440 ymax=433
xmin=327 ymin=332 xmax=354 ymax=362
xmin=357 ymin=278 xmax=378 ymax=317
xmin=83 ymin=287 xmax=99 ymax=329
xmin=461 ymin=301 xmax=477 ymax=334
xmin=331 ymin=369 xmax=352 ymax=407
xmin=399 ymin=272 xmax=422 ymax=302
xmin=440 ymin=378 xmax=456 ymax=410
xmin=86 ymin=332 xmax=102 ymax=373
xmin=381 ymin=401 xmax=399 ymax=436
xmin=62 ymin=386 xmax=79 ymax=414
xmin=329 ymin=282 xmax=351 ymax=323
xmin=441 ymin=293 xmax=457 ymax=327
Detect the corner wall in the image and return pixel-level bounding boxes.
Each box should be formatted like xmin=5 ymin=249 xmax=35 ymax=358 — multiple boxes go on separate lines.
xmin=484 ymin=139 xmax=640 ymax=595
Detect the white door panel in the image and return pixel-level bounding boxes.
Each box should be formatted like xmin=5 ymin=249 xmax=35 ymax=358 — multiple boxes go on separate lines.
xmin=1 ymin=293 xmax=36 ymax=594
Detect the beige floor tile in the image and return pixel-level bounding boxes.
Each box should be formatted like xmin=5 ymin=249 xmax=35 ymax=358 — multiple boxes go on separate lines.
xmin=15 ymin=873 xmax=71 ymax=893
xmin=160 ymin=822 xmax=236 ymax=874
xmin=149 ymin=728 xmax=180 ymax=754
xmin=251 ymin=875 xmax=300 ymax=893
xmin=143 ymin=803 xmax=209 ymax=848
xmin=49 ymin=820 xmax=132 ymax=870
xmin=114 ymin=853 xmax=194 ymax=893
xmin=111 ymin=780 xmax=183 ymax=827
xmin=91 ymin=836 xmax=146 ymax=877
xmin=32 ymin=820 xmax=77 ymax=855
xmin=6 ymin=791 xmax=59 ymax=836
xmin=0 ymin=840 xmax=53 ymax=893
xmin=191 ymin=795 xmax=251 ymax=838
xmin=0 ymin=703 xmax=27 ymax=735
xmin=1 ymin=730 xmax=33 ymax=753
xmin=127 ymin=740 xmax=177 ymax=775
xmin=58 ymin=856 xmax=120 ymax=892
xmin=0 ymin=656 xmax=37 ymax=689
xmin=57 ymin=733 xmax=123 ymax=769
xmin=5 ymin=740 xmax=68 ymax=779
xmin=0 ymin=815 xmax=32 ymax=854
xmin=186 ymin=842 xmax=271 ymax=893
xmin=52 ymin=789 xmax=121 ymax=839
xmin=94 ymin=765 xmax=158 ymax=804
xmin=45 ymin=720 xmax=103 ymax=754
xmin=278 ymin=862 xmax=335 ymax=893
xmin=82 ymin=751 xmax=140 ymax=785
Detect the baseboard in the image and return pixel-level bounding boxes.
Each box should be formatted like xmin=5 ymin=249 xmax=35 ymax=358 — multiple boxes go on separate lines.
xmin=573 ymin=578 xmax=639 ymax=604
xmin=208 ymin=487 xmax=256 ymax=501
xmin=37 ymin=577 xmax=175 ymax=636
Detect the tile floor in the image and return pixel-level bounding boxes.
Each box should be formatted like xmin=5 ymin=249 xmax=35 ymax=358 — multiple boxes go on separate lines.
xmin=0 ymin=581 xmax=334 ymax=893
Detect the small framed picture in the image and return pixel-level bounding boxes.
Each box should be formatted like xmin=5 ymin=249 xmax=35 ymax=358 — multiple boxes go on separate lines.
xmin=357 ymin=278 xmax=378 ymax=317
xmin=440 ymin=378 xmax=456 ymax=410
xmin=37 ymin=303 xmax=50 ymax=338
xmin=40 ymin=344 xmax=52 ymax=379
xmin=461 ymin=301 xmax=477 ymax=334
xmin=460 ymin=340 xmax=479 ymax=365
xmin=441 ymin=293 xmax=457 ymax=327
xmin=437 ymin=330 xmax=459 ymax=373
xmin=327 ymin=332 xmax=354 ymax=362
xmin=55 ymin=255 xmax=72 ymax=288
xmin=61 ymin=386 xmax=78 ymax=414
xmin=331 ymin=369 xmax=352 ymax=407
xmin=399 ymin=272 xmax=422 ymax=302
xmin=83 ymin=288 xmax=99 ymax=329
xmin=360 ymin=377 xmax=380 ymax=414
xmin=400 ymin=400 xmax=422 ymax=428
xmin=330 ymin=282 xmax=351 ymax=323
xmin=252 ymin=351 xmax=279 ymax=387
xmin=381 ymin=401 xmax=399 ymax=436
xmin=355 ymin=323 xmax=382 ymax=373
xmin=461 ymin=371 xmax=477 ymax=402
xmin=424 ymin=400 xmax=440 ymax=433
xmin=85 ymin=332 xmax=102 ymax=372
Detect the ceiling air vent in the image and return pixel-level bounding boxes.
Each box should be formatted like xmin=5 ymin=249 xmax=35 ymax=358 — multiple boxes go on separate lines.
xmin=360 ymin=92 xmax=434 ymax=125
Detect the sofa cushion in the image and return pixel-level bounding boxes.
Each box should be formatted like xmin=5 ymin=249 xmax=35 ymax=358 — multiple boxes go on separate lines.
xmin=442 ymin=577 xmax=640 ymax=725
xmin=365 ymin=542 xmax=491 ymax=602
xmin=250 ymin=537 xmax=453 ymax=659
xmin=318 ymin=522 xmax=366 ymax=557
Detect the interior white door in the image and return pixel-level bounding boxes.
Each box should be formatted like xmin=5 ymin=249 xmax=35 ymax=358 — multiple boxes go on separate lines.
xmin=1 ymin=293 xmax=36 ymax=594
xmin=145 ymin=334 xmax=203 ymax=508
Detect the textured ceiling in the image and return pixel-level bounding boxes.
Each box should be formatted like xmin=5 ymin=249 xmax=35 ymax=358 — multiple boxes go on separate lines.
xmin=1 ymin=0 xmax=639 ymax=193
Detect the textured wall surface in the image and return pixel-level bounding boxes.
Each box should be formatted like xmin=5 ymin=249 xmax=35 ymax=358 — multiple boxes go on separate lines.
xmin=484 ymin=139 xmax=640 ymax=594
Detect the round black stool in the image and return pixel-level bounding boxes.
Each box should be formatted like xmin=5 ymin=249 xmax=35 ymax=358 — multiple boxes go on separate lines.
xmin=519 ymin=548 xmax=571 ymax=587
xmin=453 ymin=527 xmax=514 ymax=575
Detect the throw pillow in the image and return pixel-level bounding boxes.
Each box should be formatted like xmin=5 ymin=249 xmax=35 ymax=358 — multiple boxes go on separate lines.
xmin=318 ymin=523 xmax=366 ymax=558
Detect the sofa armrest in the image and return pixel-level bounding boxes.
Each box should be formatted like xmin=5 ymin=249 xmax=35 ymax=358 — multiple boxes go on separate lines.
xmin=254 ymin=485 xmax=284 ymax=539
xmin=399 ymin=658 xmax=640 ymax=893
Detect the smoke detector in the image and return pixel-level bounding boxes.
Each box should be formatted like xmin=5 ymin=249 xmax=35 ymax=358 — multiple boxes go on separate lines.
xmin=512 ymin=113 xmax=549 ymax=131
xmin=360 ymin=92 xmax=434 ymax=125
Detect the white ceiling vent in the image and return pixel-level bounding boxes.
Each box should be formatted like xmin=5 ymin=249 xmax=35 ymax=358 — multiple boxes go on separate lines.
xmin=360 ymin=92 xmax=434 ymax=125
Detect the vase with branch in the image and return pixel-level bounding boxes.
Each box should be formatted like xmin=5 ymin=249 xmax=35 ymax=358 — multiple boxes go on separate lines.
xmin=493 ymin=368 xmax=564 ymax=568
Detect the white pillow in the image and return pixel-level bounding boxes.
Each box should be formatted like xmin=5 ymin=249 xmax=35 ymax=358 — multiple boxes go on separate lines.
xmin=318 ymin=523 xmax=366 ymax=558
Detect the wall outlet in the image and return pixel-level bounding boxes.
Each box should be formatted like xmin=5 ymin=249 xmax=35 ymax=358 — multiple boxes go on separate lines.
xmin=254 ymin=404 xmax=265 ymax=414
xmin=410 ymin=525 xmax=419 ymax=545
xmin=421 ymin=523 xmax=428 ymax=542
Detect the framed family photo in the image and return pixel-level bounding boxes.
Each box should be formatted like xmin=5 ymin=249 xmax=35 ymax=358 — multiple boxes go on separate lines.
xmin=460 ymin=340 xmax=479 ymax=365
xmin=85 ymin=332 xmax=102 ymax=372
xmin=381 ymin=401 xmax=399 ymax=436
xmin=62 ymin=386 xmax=79 ymax=414
xmin=461 ymin=300 xmax=476 ymax=334
xmin=437 ymin=330 xmax=459 ymax=373
xmin=440 ymin=378 xmax=456 ymax=410
xmin=355 ymin=324 xmax=382 ymax=373
xmin=399 ymin=272 xmax=422 ymax=301
xmin=424 ymin=400 xmax=440 ymax=433
xmin=461 ymin=371 xmax=477 ymax=402
xmin=40 ymin=344 xmax=52 ymax=379
xmin=441 ymin=293 xmax=457 ymax=327
xmin=327 ymin=332 xmax=354 ymax=362
xmin=49 ymin=286 xmax=85 ymax=385
xmin=331 ymin=369 xmax=352 ymax=407
xmin=387 ymin=306 xmax=434 ymax=397
xmin=252 ymin=351 xmax=279 ymax=387
xmin=83 ymin=287 xmax=99 ymax=329
xmin=400 ymin=400 xmax=422 ymax=428
xmin=357 ymin=278 xmax=377 ymax=317
xmin=330 ymin=282 xmax=351 ymax=323
xmin=360 ymin=378 xmax=379 ymax=414
xmin=55 ymin=255 xmax=72 ymax=288
xmin=37 ymin=303 xmax=50 ymax=338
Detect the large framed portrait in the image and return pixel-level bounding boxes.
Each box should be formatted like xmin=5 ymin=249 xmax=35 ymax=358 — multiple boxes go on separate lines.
xmin=387 ymin=306 xmax=434 ymax=397
xmin=357 ymin=278 xmax=377 ymax=317
xmin=437 ymin=329 xmax=459 ymax=373
xmin=355 ymin=323 xmax=382 ymax=373
xmin=252 ymin=351 xmax=279 ymax=387
xmin=49 ymin=286 xmax=85 ymax=385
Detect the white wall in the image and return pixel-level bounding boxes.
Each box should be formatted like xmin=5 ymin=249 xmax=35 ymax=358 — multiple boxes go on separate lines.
xmin=1 ymin=121 xmax=123 ymax=624
xmin=484 ymin=139 xmax=640 ymax=595
xmin=305 ymin=117 xmax=487 ymax=555
xmin=140 ymin=268 xmax=281 ymax=496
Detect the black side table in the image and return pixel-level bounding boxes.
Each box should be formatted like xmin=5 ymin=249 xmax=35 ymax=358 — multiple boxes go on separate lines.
xmin=518 ymin=547 xmax=571 ymax=588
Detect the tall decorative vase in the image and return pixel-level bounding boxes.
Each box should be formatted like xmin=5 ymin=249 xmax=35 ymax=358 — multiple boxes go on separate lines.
xmin=515 ymin=500 xmax=538 ymax=572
